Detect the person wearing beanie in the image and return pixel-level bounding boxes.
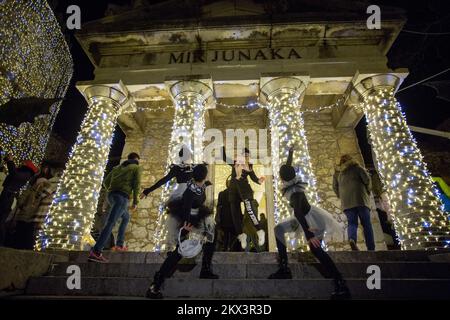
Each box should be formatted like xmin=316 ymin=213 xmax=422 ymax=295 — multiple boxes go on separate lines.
xmin=269 ymin=147 xmax=350 ymax=300
xmin=146 ymin=164 xmax=217 ymax=299
xmin=88 ymin=152 xmax=142 ymax=262
xmin=0 ymin=155 xmax=38 ymax=246
xmin=140 ymin=144 xmax=194 ymax=200
xmin=140 ymin=144 xmax=209 ymax=249
xmin=222 ymin=146 xmax=266 ymax=250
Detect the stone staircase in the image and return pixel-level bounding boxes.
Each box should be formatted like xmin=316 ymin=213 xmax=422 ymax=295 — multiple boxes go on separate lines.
xmin=22 ymin=250 xmax=450 ymax=299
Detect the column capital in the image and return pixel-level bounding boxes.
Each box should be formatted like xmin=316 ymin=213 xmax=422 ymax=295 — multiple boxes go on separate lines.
xmin=165 ymin=78 xmax=214 ymax=107
xmin=350 ymin=73 xmax=401 ymax=102
xmin=260 ymin=76 xmax=309 ymax=104
xmin=82 ymin=81 xmax=136 ymax=114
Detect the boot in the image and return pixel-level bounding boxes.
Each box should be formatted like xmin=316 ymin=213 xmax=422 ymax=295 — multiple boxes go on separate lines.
xmin=331 ymin=279 xmax=351 ymax=300
xmin=200 ymin=263 xmax=219 ymax=279
xmin=145 ymin=271 xmax=164 ymax=299
xmin=200 ymin=244 xmax=219 ymax=279
xmin=268 ymin=258 xmax=292 ymax=279
xmin=349 ymin=239 xmax=359 ymax=251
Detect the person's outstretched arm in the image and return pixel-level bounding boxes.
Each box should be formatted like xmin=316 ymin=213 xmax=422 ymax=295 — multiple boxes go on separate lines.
xmin=222 ymin=146 xmax=234 ymax=166
xmin=142 ymin=166 xmax=176 ymax=196
xmin=286 ymin=146 xmax=294 ymax=167
xmin=249 ymin=168 xmax=261 ymax=184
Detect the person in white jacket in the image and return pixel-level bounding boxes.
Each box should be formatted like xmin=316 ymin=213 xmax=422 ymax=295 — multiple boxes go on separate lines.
xmin=269 ymin=147 xmax=350 ymax=300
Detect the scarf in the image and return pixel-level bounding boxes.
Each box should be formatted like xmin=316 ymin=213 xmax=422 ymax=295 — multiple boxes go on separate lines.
xmin=281 ymin=176 xmax=308 ymax=201
xmin=187 ymin=179 xmax=206 ymax=195
xmin=177 ymin=163 xmax=193 ymax=172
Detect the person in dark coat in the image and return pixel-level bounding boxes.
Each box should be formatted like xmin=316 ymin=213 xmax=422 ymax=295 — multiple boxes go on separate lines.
xmin=0 ymin=155 xmax=38 ymax=246
xmin=215 ymin=176 xmax=236 ymax=251
xmin=333 ymin=154 xmax=375 ymax=251
xmin=222 ymin=146 xmax=266 ymax=250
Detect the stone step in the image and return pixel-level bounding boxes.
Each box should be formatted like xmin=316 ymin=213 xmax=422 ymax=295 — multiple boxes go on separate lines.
xmin=47 ymin=262 xmax=450 ymax=279
xmin=25 ymin=277 xmax=450 ymax=299
xmin=43 ymin=250 xmax=449 ymax=264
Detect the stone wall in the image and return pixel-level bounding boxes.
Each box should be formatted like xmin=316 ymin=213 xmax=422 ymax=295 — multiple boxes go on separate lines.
xmin=304 ymin=112 xmax=386 ymax=251
xmin=118 ymin=109 xmax=386 ymax=251
xmin=120 ymin=116 xmax=174 ymax=251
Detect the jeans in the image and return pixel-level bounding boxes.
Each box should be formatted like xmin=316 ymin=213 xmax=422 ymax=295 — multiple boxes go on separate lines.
xmin=93 ymin=191 xmax=130 ymax=252
xmin=344 ymin=206 xmax=375 ymax=251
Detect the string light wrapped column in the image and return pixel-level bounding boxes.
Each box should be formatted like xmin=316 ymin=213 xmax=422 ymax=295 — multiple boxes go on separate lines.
xmin=261 ymin=77 xmax=319 ymax=227
xmin=153 ymin=80 xmax=212 ymax=251
xmin=37 ymin=85 xmax=130 ymax=251
xmin=353 ymin=74 xmax=450 ymax=250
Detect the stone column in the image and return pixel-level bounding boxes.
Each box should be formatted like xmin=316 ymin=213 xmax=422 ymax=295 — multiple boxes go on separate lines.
xmin=261 ymin=77 xmax=319 ymax=229
xmin=153 ymin=80 xmax=213 ymax=251
xmin=37 ymin=85 xmax=131 ymax=251
xmin=353 ymin=74 xmax=450 ymax=250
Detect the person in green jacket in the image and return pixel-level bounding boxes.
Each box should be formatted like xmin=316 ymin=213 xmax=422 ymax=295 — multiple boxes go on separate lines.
xmin=89 ymin=152 xmax=142 ymax=263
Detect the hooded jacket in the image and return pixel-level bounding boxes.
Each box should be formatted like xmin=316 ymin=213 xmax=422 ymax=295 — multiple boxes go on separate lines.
xmin=333 ymin=159 xmax=372 ymax=210
xmin=2 ymin=160 xmax=36 ymax=193
xmin=103 ymin=159 xmax=142 ymax=206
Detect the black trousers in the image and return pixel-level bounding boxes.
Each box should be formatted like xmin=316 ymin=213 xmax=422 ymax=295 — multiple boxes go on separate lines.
xmin=217 ymin=226 xmax=236 ymax=251
xmin=12 ymin=221 xmax=37 ymax=250
xmin=0 ymin=190 xmax=16 ymax=246
xmin=276 ymin=237 xmax=342 ymax=281
xmin=228 ymin=180 xmax=261 ymax=235
xmin=155 ymin=239 xmax=216 ymax=287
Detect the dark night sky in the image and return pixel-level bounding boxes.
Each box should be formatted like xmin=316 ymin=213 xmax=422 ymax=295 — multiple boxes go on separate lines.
xmin=50 ymin=0 xmax=450 ymax=170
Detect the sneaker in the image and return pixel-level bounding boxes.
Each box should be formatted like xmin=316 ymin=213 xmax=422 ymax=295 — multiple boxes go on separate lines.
xmin=349 ymin=239 xmax=359 ymax=251
xmin=257 ymin=229 xmax=265 ymax=247
xmin=145 ymin=284 xmax=163 ymax=299
xmin=268 ymin=267 xmax=292 ymax=279
xmin=112 ymin=246 xmax=128 ymax=252
xmin=88 ymin=250 xmax=109 ymax=263
xmin=237 ymin=233 xmax=247 ymax=250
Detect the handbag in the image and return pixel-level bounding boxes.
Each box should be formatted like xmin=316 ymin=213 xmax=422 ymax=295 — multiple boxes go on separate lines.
xmin=177 ymin=227 xmax=204 ymax=259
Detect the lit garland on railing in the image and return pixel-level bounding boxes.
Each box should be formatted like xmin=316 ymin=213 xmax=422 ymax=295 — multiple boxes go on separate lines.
xmin=152 ymin=81 xmax=211 ymax=251
xmin=361 ymin=88 xmax=450 ymax=250
xmin=36 ymin=90 xmax=125 ymax=251
xmin=133 ymin=96 xmax=346 ymax=114
xmin=0 ymin=0 xmax=72 ymax=163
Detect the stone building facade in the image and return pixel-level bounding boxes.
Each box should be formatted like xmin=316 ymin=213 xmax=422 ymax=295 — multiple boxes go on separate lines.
xmin=39 ymin=0 xmax=450 ymax=251
xmin=121 ymin=104 xmax=386 ymax=251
